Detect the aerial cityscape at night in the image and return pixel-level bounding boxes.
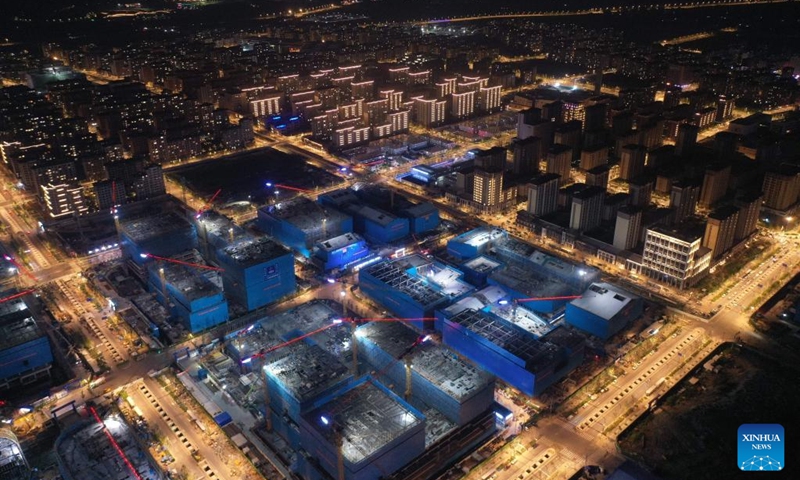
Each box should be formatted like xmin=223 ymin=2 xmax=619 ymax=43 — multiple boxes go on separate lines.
xmin=0 ymin=0 xmax=798 ymax=479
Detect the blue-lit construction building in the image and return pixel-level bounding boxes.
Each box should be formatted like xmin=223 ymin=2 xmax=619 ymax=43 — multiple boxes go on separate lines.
xmin=356 ymin=321 xmax=495 ymax=426
xmin=216 ymin=236 xmax=296 ymax=311
xmin=0 ymin=294 xmax=54 ymax=390
xmin=311 ymin=232 xmax=370 ymax=272
xmin=438 ymin=307 xmax=585 ymax=396
xmin=195 ymin=211 xmax=250 ymax=264
xmin=320 ymin=189 xmax=409 ymax=244
xmin=447 ymin=230 xmax=600 ymax=314
xmin=227 ymin=301 xmax=498 ymax=480
xmin=319 ymin=188 xmax=439 ymax=245
xmin=483 ymin=236 xmax=599 ymax=314
xmin=566 ymin=283 xmax=643 ymax=340
xmin=258 ymin=197 xmax=353 ymax=257
xmin=299 ymin=378 xmax=426 ymax=480
xmin=264 ymin=340 xmax=357 ymax=450
xmin=447 ymin=228 xmax=507 ymax=261
xmin=400 ymin=203 xmax=440 ymax=235
xmin=359 ymin=254 xmax=474 ymax=330
xmin=120 ymin=211 xmax=198 ymax=267
xmin=345 ymin=185 xmax=441 ymax=236
xmin=147 ymin=262 xmax=229 ymax=333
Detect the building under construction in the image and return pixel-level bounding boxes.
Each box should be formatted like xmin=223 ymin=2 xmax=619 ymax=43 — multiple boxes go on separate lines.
xmin=195 ymin=210 xmax=249 ymax=263
xmin=566 ymin=282 xmax=643 ymax=340
xmin=216 ymin=235 xmax=296 ymax=311
xmin=0 ymin=295 xmax=54 ymax=390
xmin=226 ymin=302 xmax=348 ymax=365
xmin=264 ymin=340 xmax=357 ymax=450
xmin=298 ymin=377 xmax=426 ymax=480
xmin=0 ymin=428 xmax=29 ymax=480
xmin=320 ymin=186 xmax=441 ymax=242
xmin=147 ymin=261 xmax=229 ymax=333
xmin=439 ymin=307 xmax=585 ymax=396
xmin=56 ymin=409 xmax=165 ymax=480
xmin=359 ymin=254 xmax=473 ymax=330
xmin=220 ymin=301 xmax=497 ymax=480
xmin=120 ymin=210 xmax=197 ymax=267
xmin=356 ymin=321 xmax=495 ymax=427
xmin=258 ymin=197 xmax=353 ymax=257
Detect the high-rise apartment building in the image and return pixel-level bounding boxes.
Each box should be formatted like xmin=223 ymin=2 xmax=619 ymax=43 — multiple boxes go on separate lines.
xmin=413 ymin=98 xmax=446 ymax=127
xmin=41 ymin=183 xmax=88 ymax=218
xmin=675 ymin=123 xmax=698 ymax=157
xmin=734 ymin=193 xmax=762 ymax=241
xmin=580 ymin=145 xmax=608 ymax=171
xmin=762 ymin=166 xmax=800 ymax=212
xmin=613 ymin=205 xmax=643 ymax=250
xmin=585 ymin=165 xmax=610 ymax=190
xmin=478 ymin=86 xmax=502 ymax=113
xmin=569 ymin=186 xmax=605 ymax=231
xmin=526 ymin=173 xmax=560 ymax=217
xmin=702 ymin=205 xmax=740 ymax=259
xmin=546 ymin=144 xmax=572 ymax=186
xmin=450 ymin=91 xmax=476 ymax=120
xmin=511 ymin=136 xmax=540 ymax=176
xmin=670 ymin=181 xmax=700 ymax=222
xmin=473 ymin=169 xmax=503 ymax=208
xmin=699 ymin=164 xmax=731 ymax=208
xmin=619 ymin=144 xmax=647 ymax=181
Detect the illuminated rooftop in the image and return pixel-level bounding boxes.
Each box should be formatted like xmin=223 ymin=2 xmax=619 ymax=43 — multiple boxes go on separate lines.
xmin=221 ymin=236 xmax=290 ymax=267
xmin=305 ymin=381 xmax=423 ymax=465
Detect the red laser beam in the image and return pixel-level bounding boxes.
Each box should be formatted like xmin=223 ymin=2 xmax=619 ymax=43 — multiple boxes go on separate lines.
xmin=0 ymin=289 xmax=35 ymax=304
xmin=251 ymin=323 xmax=337 ymax=359
xmin=141 ymin=253 xmax=223 ymax=271
xmin=196 ymin=188 xmax=222 ymax=218
xmin=3 ymin=255 xmax=37 ymax=282
xmin=88 ymin=406 xmax=143 ymax=480
xmin=268 ymin=183 xmax=314 ymax=194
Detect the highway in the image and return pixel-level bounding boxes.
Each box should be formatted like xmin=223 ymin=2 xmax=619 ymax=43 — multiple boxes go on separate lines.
xmin=413 ymin=0 xmax=791 ymax=25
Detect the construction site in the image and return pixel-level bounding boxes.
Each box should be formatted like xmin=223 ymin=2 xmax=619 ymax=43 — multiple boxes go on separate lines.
xmin=171 ymin=298 xmax=500 ymax=480
xmin=358 ymin=255 xmax=457 ymax=330
xmin=258 ymin=196 xmax=353 ymax=256
xmin=440 ymin=285 xmax=556 ymax=339
xmin=440 ymin=308 xmax=586 ymax=397
xmin=216 ymin=235 xmax=296 ymax=312
xmin=0 ymin=296 xmax=55 ymax=391
xmin=147 ymin=261 xmax=229 ymax=333
xmin=55 ymin=409 xmax=164 ymax=480
xmin=0 ymin=428 xmax=29 ymax=480
xmin=120 ymin=210 xmax=198 ymax=268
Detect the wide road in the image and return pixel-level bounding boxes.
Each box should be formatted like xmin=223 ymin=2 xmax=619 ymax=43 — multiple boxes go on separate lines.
xmin=712 ymin=235 xmax=800 ymax=314
xmin=127 ymin=379 xmax=210 ymax=480
xmin=569 ymin=327 xmax=711 ymax=439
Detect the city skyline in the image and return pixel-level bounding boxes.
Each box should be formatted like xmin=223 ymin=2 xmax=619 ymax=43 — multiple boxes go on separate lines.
xmin=0 ymin=1 xmax=798 ymax=480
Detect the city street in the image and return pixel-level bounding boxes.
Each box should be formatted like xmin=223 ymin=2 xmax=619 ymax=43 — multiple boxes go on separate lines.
xmin=569 ymin=327 xmax=711 ymax=439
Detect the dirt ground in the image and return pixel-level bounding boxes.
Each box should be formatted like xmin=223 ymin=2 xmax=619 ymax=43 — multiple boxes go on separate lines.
xmin=618 ymin=344 xmax=800 ymax=480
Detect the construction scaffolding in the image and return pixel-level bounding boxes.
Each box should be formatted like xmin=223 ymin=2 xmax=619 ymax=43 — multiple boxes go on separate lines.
xmin=304 ymin=380 xmax=424 ymax=465
xmin=56 ymin=413 xmax=163 ymax=480
xmin=449 ymin=309 xmax=560 ymax=373
xmin=264 ymin=342 xmax=351 ymax=404
xmin=0 ymin=429 xmax=29 ymax=480
xmin=362 ymin=262 xmax=445 ymax=309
